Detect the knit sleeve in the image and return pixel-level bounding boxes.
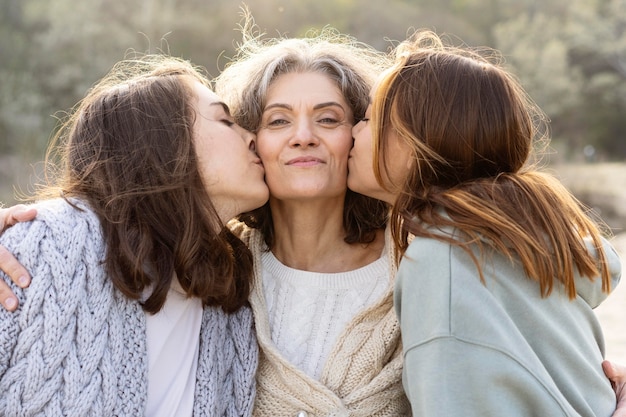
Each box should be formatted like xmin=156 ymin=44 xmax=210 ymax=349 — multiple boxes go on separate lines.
xmin=0 ymin=269 xmax=23 ymax=378
xmin=194 ymin=305 xmax=258 ymax=417
xmin=0 ymin=199 xmax=119 ymax=415
xmin=0 ymin=208 xmax=58 ymax=378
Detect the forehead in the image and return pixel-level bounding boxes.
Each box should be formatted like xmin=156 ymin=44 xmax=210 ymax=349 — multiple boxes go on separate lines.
xmin=266 ymin=71 xmax=346 ymax=103
xmin=192 ymin=81 xmax=220 ymax=104
xmin=192 ymin=81 xmax=231 ymax=118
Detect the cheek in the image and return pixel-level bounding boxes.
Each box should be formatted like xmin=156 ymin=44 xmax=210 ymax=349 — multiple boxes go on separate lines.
xmin=355 ymin=132 xmax=372 ymax=160
xmin=255 ymin=135 xmax=274 ymax=162
xmin=335 ymin=129 xmax=356 ymax=157
xmin=388 ymin=143 xmax=412 ymax=184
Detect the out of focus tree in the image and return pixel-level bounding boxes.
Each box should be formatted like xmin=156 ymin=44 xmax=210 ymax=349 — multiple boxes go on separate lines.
xmin=1 ymin=0 xmax=625 ymax=170
xmin=492 ymin=0 xmax=626 ymax=159
xmin=493 ymin=12 xmax=586 ymax=156
xmin=566 ymin=0 xmax=626 ymax=158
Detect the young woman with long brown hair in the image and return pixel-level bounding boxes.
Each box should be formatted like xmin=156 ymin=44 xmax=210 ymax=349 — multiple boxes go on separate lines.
xmin=0 ymin=54 xmax=267 ymax=416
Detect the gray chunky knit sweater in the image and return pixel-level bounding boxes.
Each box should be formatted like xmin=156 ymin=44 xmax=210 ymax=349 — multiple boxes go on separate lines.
xmin=0 ymin=198 xmax=257 ymax=416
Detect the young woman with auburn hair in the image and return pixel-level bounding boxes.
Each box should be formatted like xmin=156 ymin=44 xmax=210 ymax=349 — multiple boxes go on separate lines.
xmin=348 ymin=30 xmax=622 ymax=416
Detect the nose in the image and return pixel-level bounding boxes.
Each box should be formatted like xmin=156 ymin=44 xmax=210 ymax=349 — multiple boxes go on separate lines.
xmin=351 ymin=120 xmax=363 ymax=137
xmin=237 ymin=125 xmax=257 ymax=151
xmin=289 ymin=118 xmax=319 ymax=148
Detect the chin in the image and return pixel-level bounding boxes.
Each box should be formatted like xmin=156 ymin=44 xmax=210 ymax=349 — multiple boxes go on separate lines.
xmin=346 ymin=176 xmax=360 ymax=189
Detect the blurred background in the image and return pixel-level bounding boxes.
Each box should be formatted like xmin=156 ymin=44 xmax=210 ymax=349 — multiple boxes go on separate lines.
xmin=0 ymin=0 xmax=625 ymax=360
xmin=2 ymin=0 xmax=626 ymax=214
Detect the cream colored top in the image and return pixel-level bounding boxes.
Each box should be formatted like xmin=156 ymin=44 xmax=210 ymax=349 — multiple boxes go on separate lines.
xmin=145 ymin=279 xmax=203 ymax=417
xmin=228 ymin=220 xmax=411 ymax=417
xmin=262 ymin=250 xmax=389 ymax=379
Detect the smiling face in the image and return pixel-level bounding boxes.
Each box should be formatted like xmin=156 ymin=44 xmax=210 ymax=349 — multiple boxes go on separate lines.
xmin=191 ymin=81 xmax=269 ymax=221
xmin=256 ymin=72 xmax=354 ymax=202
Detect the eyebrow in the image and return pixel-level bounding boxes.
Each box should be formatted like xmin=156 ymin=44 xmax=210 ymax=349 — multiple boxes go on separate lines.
xmin=211 ymin=101 xmax=231 ymax=115
xmin=263 ymin=101 xmax=346 ymax=112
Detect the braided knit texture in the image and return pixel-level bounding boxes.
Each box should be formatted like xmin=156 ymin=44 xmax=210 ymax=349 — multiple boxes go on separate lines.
xmin=0 ymin=199 xmax=258 ymax=417
xmin=0 ymin=198 xmax=146 ymax=416
xmin=229 ymin=221 xmax=411 ymax=417
xmin=194 ymin=305 xmax=258 ymax=417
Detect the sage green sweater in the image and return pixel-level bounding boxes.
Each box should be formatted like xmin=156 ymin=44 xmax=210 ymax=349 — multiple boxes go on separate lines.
xmin=395 ymin=229 xmax=621 ymax=417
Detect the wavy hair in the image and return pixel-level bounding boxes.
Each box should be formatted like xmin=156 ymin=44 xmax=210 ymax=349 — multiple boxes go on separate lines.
xmin=40 ymin=55 xmax=253 ymax=313
xmin=215 ymin=11 xmax=390 ymax=247
xmin=374 ymin=30 xmax=611 ymax=298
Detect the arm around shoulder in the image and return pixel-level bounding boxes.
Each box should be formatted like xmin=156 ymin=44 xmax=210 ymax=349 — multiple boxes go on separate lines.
xmin=0 ymin=199 xmax=106 ymax=380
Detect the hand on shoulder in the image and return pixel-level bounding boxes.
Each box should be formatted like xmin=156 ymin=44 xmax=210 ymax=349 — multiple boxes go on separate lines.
xmin=0 ymin=204 xmax=37 ymax=311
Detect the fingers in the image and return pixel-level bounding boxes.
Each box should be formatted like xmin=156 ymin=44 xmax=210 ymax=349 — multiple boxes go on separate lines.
xmin=0 ymin=205 xmax=37 ymax=232
xmin=0 ymin=245 xmax=30 ymax=311
xmin=604 ymin=360 xmax=626 ymax=382
xmin=0 ymin=204 xmax=35 ymax=312
xmin=0 ymin=277 xmax=19 ymax=312
xmin=605 ymin=360 xmax=626 ymax=417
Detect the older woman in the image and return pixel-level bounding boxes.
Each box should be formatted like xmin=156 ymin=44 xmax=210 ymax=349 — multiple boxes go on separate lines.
xmin=215 ymin=19 xmax=409 ymax=416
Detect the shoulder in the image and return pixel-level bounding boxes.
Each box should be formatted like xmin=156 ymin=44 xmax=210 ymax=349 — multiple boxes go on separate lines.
xmin=0 ymin=198 xmax=106 ymax=298
xmin=35 ymin=198 xmax=101 ymax=232
xmin=576 ymin=235 xmax=622 ymax=307
xmin=1 ymin=198 xmax=101 ymax=246
xmin=0 ymin=198 xmax=114 ymax=385
xmin=401 ymin=226 xmax=455 ymax=269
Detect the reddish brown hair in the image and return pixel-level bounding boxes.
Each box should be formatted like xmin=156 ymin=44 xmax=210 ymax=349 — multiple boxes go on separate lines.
xmin=374 ymin=31 xmax=611 ymax=298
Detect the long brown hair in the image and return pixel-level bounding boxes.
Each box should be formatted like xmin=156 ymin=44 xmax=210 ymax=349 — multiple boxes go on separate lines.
xmin=215 ymin=12 xmax=389 ymax=247
xmin=374 ymin=31 xmax=611 ymax=298
xmin=40 ymin=55 xmax=253 ymax=313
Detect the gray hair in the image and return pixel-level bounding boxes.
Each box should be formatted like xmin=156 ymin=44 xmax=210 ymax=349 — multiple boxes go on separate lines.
xmin=217 ymin=14 xmax=391 ymax=247
xmin=215 ymin=18 xmax=390 ymax=131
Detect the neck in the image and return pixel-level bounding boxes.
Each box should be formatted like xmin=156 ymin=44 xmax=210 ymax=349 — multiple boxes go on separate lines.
xmin=268 ymin=197 xmax=385 ymax=272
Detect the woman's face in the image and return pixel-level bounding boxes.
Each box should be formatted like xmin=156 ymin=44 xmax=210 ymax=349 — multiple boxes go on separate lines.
xmin=348 ymin=79 xmax=411 ymax=205
xmin=192 ymin=81 xmax=269 ymax=221
xmin=256 ymin=72 xmax=354 ymax=202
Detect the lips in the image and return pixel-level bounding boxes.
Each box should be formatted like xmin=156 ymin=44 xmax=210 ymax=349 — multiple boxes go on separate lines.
xmin=252 ymin=158 xmax=264 ymax=171
xmin=286 ymin=156 xmax=324 ymax=166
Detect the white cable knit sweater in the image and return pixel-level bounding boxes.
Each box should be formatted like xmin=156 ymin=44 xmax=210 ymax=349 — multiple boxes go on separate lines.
xmin=0 ymin=198 xmax=258 ymax=417
xmin=261 ymin=250 xmax=389 ymax=380
xmin=230 ymin=220 xmax=411 ymax=417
